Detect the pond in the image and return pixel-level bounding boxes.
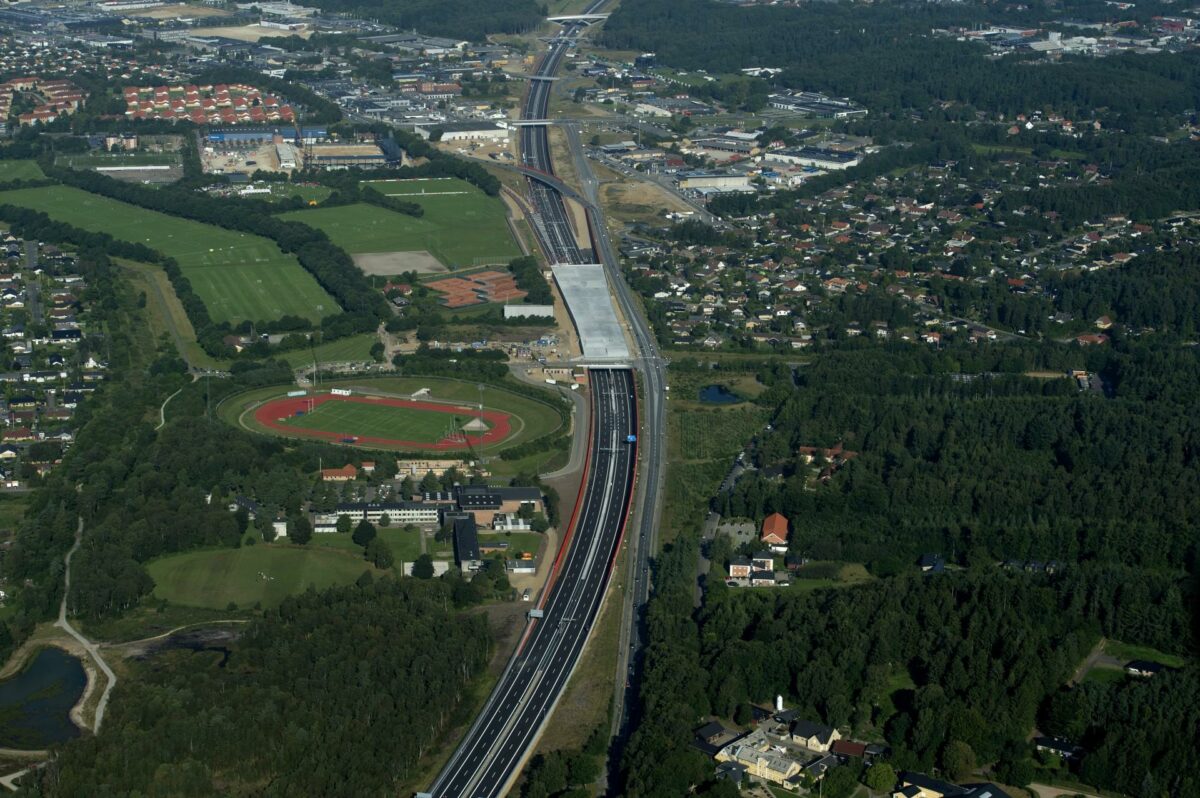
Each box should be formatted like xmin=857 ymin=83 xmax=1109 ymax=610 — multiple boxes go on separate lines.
xmin=0 ymin=646 xmax=85 ymax=749
xmin=698 ymin=384 xmax=744 ymax=404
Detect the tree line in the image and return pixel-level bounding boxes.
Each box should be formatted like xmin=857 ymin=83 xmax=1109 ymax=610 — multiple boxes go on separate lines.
xmin=27 ymin=576 xmax=491 ymax=796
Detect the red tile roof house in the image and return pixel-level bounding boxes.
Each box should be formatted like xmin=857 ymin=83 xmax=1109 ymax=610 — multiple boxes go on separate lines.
xmin=761 ymin=512 xmax=789 ymax=552
xmin=321 ymin=464 xmax=358 ymax=482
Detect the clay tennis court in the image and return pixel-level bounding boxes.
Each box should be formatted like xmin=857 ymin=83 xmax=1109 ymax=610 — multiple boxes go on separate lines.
xmin=253 ymin=393 xmax=513 ymax=451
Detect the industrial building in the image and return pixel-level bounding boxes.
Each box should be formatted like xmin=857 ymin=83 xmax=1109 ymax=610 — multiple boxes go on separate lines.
xmin=418 ymin=120 xmax=510 ymax=143
xmin=766 ymin=147 xmax=861 ymax=170
xmin=677 ymin=171 xmax=752 ymax=191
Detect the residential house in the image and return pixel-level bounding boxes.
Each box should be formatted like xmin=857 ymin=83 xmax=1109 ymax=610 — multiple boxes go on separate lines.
xmin=761 ymin=512 xmax=789 ymax=551
xmin=729 ymin=556 xmax=752 ymax=579
xmin=320 ymin=464 xmax=358 ymax=482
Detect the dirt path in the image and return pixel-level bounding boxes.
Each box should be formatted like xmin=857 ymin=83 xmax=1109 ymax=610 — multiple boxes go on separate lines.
xmin=55 ymin=518 xmax=117 ymax=733
xmin=1030 ymin=783 xmax=1106 ymax=798
xmin=1069 ymin=637 xmax=1122 ymax=685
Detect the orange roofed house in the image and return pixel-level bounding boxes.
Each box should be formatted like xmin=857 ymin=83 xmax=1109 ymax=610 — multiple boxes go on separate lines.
xmin=321 ymin=464 xmax=358 ymax=482
xmin=761 ymin=512 xmax=789 ymax=552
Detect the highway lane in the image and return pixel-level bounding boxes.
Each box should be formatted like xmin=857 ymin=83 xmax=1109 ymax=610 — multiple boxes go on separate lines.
xmin=426 ymin=4 xmax=662 ymax=794
xmin=428 ymin=368 xmax=636 ymax=798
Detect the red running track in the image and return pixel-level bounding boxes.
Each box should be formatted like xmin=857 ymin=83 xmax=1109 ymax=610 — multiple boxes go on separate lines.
xmin=252 ymin=394 xmax=513 ymax=451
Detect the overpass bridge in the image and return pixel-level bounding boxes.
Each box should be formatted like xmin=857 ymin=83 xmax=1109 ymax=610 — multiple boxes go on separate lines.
xmin=546 ymin=13 xmax=609 ymax=23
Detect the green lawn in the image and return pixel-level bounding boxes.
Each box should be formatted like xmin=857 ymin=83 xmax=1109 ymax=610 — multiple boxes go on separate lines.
xmin=0 ymin=160 xmax=45 ymax=181
xmin=278 ymin=333 xmax=376 ymax=368
xmin=146 ymin=544 xmax=378 ymax=609
xmin=222 ymin=376 xmax=565 ymax=453
xmin=282 ymin=178 xmax=520 ymax=268
xmin=311 ymin=527 xmax=423 ymax=564
xmin=0 ymin=185 xmax=336 ymax=324
xmin=1104 ymin=640 xmax=1188 ymax=669
xmin=0 ymin=495 xmax=28 ymax=533
xmin=479 ymin=532 xmax=544 ymax=559
xmin=1084 ymin=666 xmax=1129 ymax=686
xmin=57 ymin=153 xmax=179 ymax=168
xmin=280 ymin=398 xmax=485 ymax=443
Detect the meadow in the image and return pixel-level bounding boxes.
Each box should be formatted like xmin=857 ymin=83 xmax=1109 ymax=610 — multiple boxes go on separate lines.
xmin=282 ymin=177 xmax=520 ymax=269
xmin=146 ymin=544 xmax=378 ymax=609
xmin=0 ymin=185 xmax=335 ymax=324
xmin=0 ymin=160 xmax=45 ymax=181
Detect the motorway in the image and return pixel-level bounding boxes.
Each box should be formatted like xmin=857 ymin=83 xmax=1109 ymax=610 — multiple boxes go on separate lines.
xmin=426 ymin=368 xmax=636 ymax=798
xmin=425 ymin=4 xmax=662 ymax=796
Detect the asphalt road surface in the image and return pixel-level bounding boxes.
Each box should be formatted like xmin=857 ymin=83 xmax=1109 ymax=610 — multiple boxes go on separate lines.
xmin=425 ymin=5 xmax=650 ymax=795
xmin=426 ymin=368 xmax=637 ymax=798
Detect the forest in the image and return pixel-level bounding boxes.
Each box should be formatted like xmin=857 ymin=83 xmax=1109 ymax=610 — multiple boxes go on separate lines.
xmin=602 ymin=0 xmax=1200 ymax=124
xmin=25 ymin=577 xmax=491 ymax=796
xmin=714 ymin=342 xmax=1200 ymax=572
xmin=300 ymin=0 xmax=543 ymax=40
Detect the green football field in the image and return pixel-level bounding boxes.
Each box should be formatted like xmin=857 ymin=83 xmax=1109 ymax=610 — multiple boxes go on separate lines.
xmin=147 ymin=544 xmax=379 ymax=609
xmin=0 ymin=185 xmax=336 ymax=324
xmin=280 ymin=399 xmax=485 ymax=443
xmin=223 ymin=377 xmax=565 ymax=453
xmin=281 ymin=177 xmax=520 ymax=268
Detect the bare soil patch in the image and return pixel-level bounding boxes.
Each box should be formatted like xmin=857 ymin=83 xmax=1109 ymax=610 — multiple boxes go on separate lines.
xmin=353 ymin=251 xmax=446 ymax=275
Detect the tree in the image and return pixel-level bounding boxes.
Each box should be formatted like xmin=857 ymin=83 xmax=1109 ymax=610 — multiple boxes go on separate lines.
xmin=378 ymin=513 xmax=391 ymax=527
xmin=335 ymin=514 xmax=352 ymax=534
xmin=865 ymin=762 xmax=897 ymax=793
xmin=234 ymin=506 xmax=249 ymax=534
xmin=412 ymin=553 xmax=435 ymax=579
xmin=364 ymin=537 xmax=393 ymax=569
xmin=289 ymin=516 xmax=312 ymax=545
xmin=941 ymin=740 xmax=977 ymax=782
xmin=822 ymin=766 xmax=859 ymax=798
xmin=257 ymin=515 xmax=276 ymax=543
xmin=420 ymin=470 xmax=441 ymax=493
xmin=352 ymin=519 xmax=377 ymax=547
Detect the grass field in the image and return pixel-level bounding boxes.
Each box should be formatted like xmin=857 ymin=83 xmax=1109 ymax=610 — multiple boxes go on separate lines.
xmin=1104 ymin=640 xmax=1188 ymax=669
xmin=0 ymin=185 xmax=336 ymax=324
xmin=146 ymin=544 xmax=378 ymax=609
xmin=278 ymin=333 xmax=376 ymax=368
xmin=311 ymin=527 xmax=425 ymax=564
xmin=282 ymin=178 xmax=520 ymax=268
xmin=0 ymin=160 xmax=45 ymax=181
xmin=281 ymin=398 xmax=486 ymax=444
xmin=57 ymin=153 xmax=179 ymax=168
xmin=221 ymin=376 xmax=565 ymax=453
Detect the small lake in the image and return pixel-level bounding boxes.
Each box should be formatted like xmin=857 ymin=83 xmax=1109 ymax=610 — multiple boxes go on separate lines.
xmin=699 ymin=384 xmax=744 ymax=404
xmin=0 ymin=646 xmax=85 ymax=749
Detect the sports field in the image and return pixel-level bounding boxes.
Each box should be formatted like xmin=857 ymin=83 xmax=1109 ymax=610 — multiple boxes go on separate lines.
xmin=0 ymin=160 xmax=45 ymax=181
xmin=147 ymin=544 xmax=378 ymax=609
xmin=222 ymin=376 xmax=564 ymax=453
xmin=281 ymin=178 xmax=520 ymax=269
xmin=259 ymin=393 xmax=510 ymax=450
xmin=0 ymin=185 xmax=336 ymax=324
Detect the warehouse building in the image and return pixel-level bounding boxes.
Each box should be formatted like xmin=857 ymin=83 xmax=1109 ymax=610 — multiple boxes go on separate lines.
xmin=765 ymin=146 xmax=861 ymax=170
xmin=677 ymin=171 xmax=752 ymax=191
xmin=418 ymin=120 xmax=510 ymax=143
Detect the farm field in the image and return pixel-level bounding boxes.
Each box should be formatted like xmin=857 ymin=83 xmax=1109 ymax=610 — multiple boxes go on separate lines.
xmin=0 ymin=160 xmax=45 ymax=181
xmin=146 ymin=544 xmax=378 ymax=609
xmin=0 ymin=185 xmax=336 ymax=324
xmin=221 ymin=376 xmax=564 ymax=453
xmin=282 ymin=177 xmax=520 ymax=269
